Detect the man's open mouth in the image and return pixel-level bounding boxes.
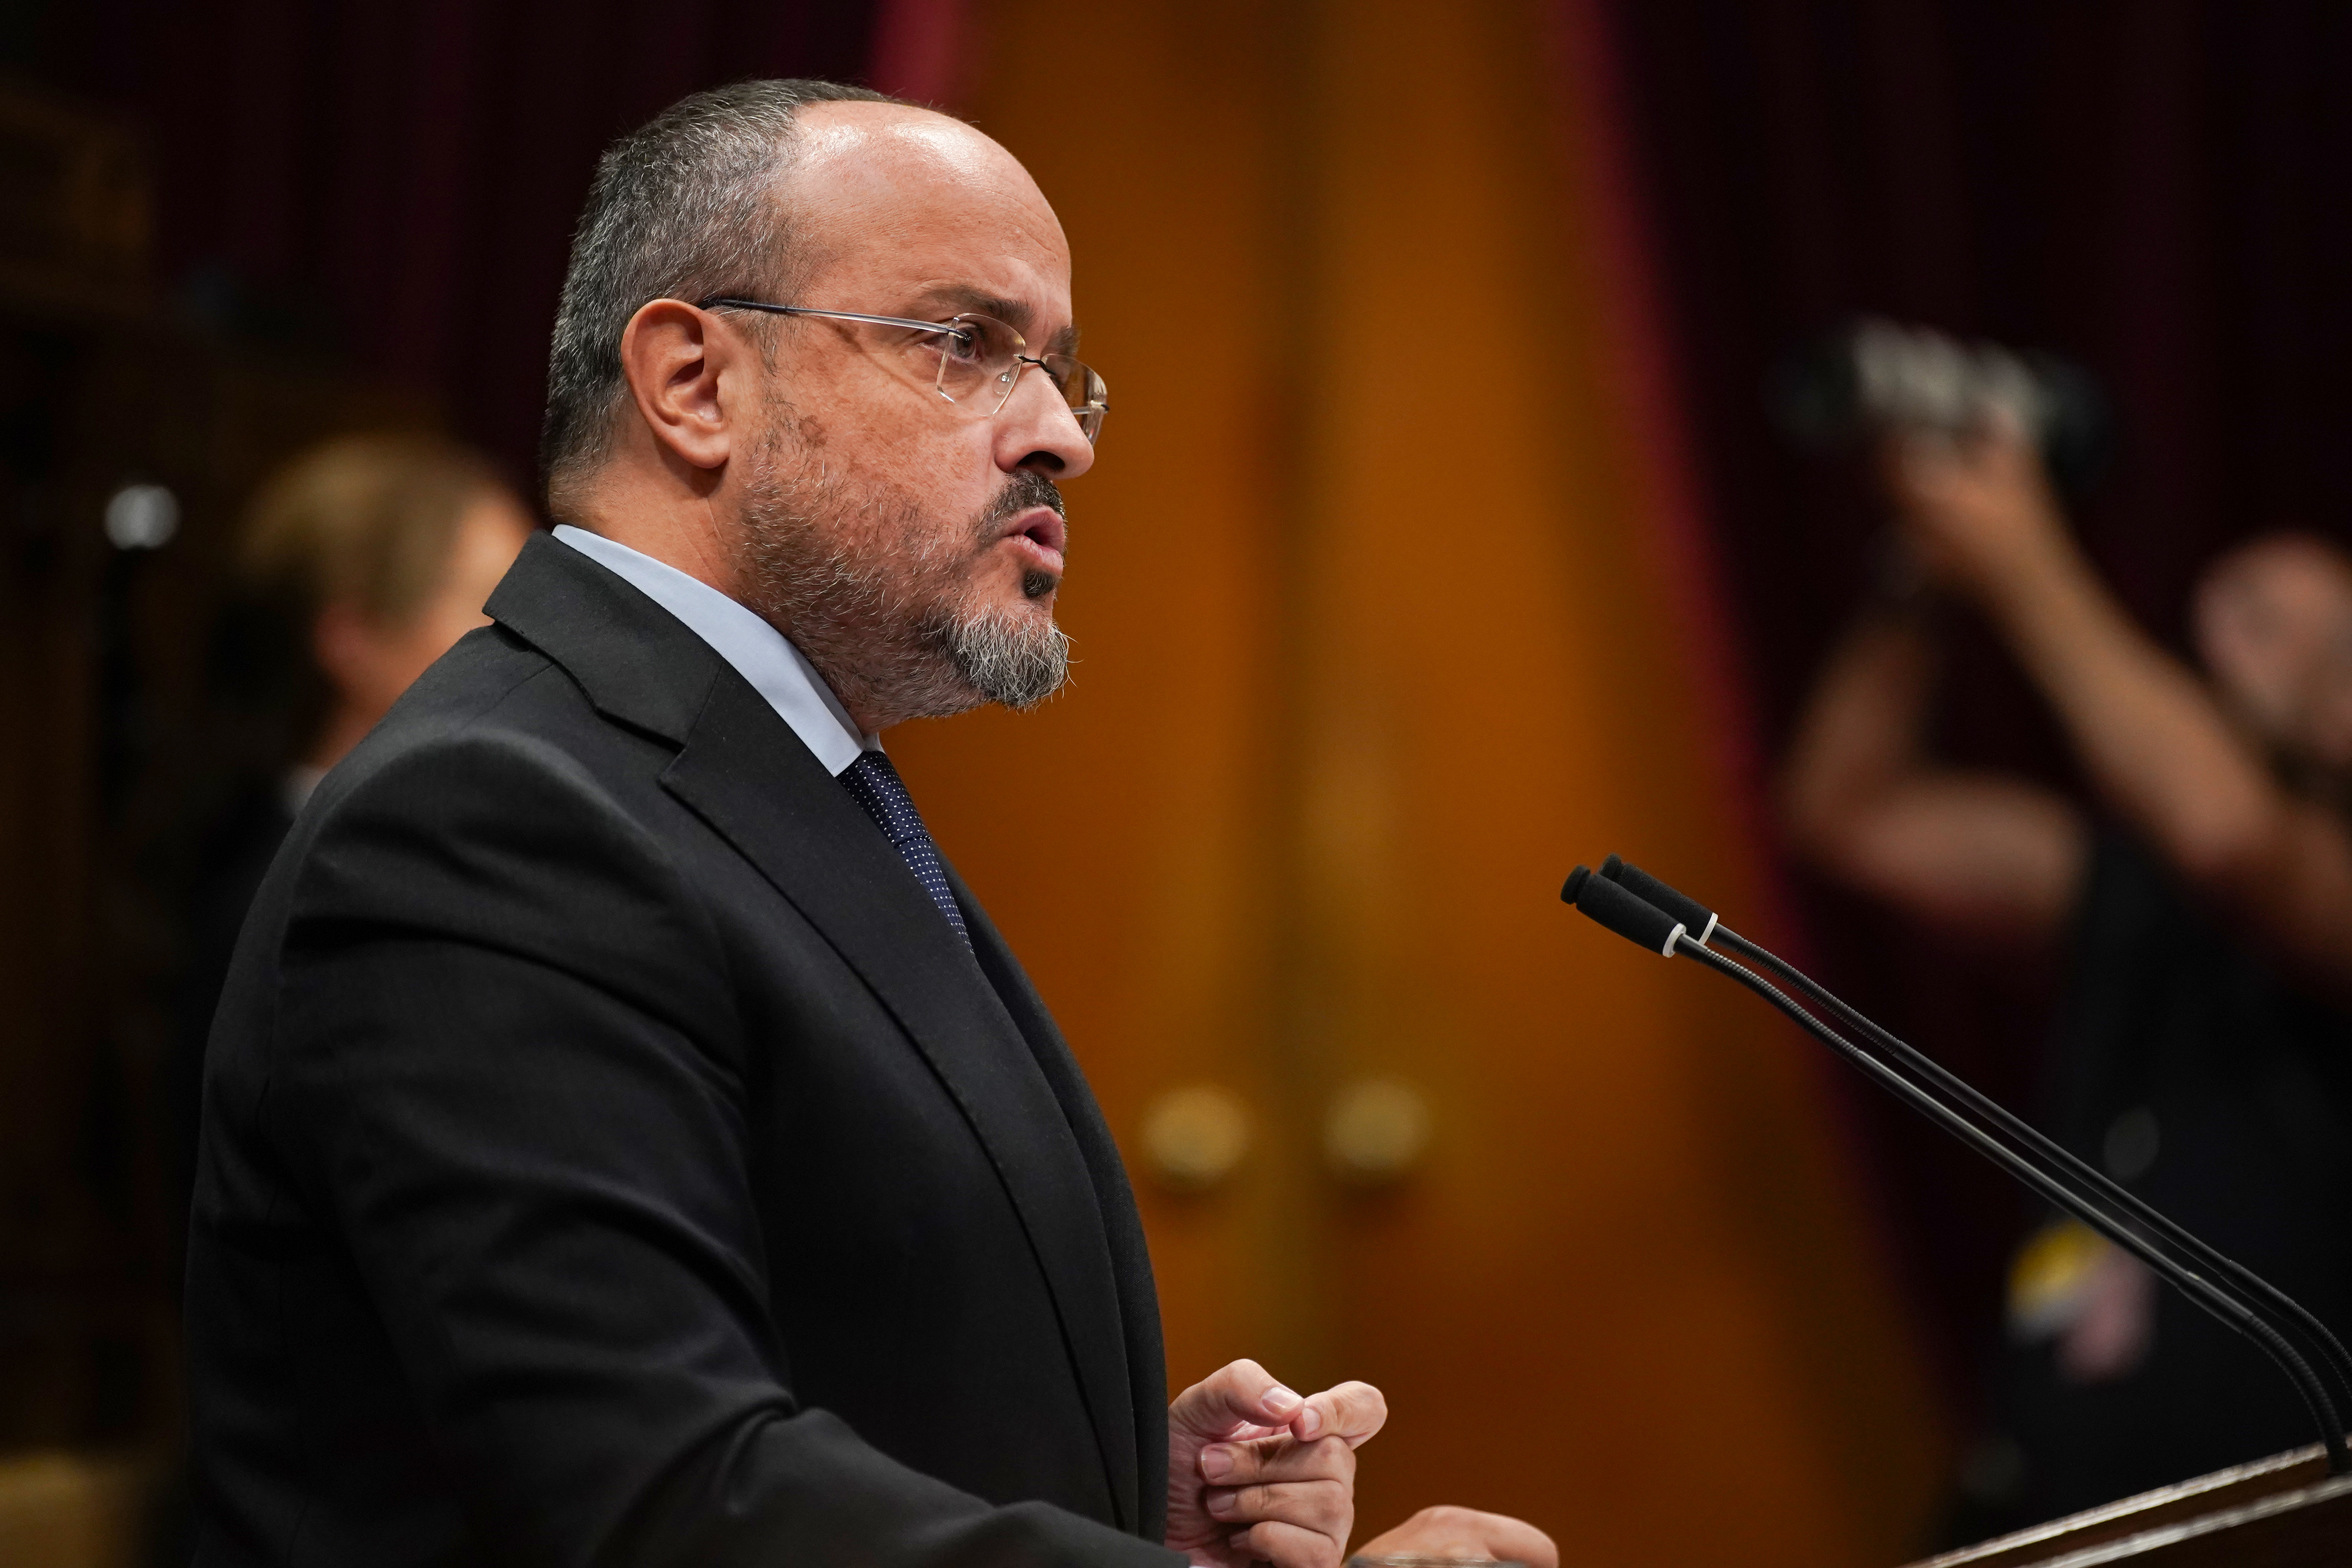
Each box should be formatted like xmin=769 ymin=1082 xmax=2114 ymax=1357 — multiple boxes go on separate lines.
xmin=1000 ymin=505 xmax=1066 ymax=580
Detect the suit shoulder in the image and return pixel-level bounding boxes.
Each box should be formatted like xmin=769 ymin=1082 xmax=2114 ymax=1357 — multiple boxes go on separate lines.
xmin=372 ymin=622 xmax=591 ymax=740
xmin=324 ymin=624 xmax=665 ymax=822
xmin=277 ymin=638 xmax=722 ymax=998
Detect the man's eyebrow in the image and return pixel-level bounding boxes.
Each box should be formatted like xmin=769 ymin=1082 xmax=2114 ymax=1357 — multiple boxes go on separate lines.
xmin=917 ymin=285 xmax=1080 ymax=353
xmin=916 ymin=285 xmax=1032 ymax=326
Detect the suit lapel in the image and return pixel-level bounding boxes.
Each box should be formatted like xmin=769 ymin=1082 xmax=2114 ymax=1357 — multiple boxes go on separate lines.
xmin=489 ymin=535 xmax=1145 ymax=1531
xmin=660 ymin=674 xmax=1143 ymax=1532
xmin=486 ymin=533 xmax=722 ymax=742
xmin=951 ymin=872 xmax=1164 ymax=1541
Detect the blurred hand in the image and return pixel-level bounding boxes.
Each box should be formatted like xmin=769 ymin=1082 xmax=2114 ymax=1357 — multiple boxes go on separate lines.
xmin=1353 ymin=1505 xmax=1559 ymax=1567
xmin=1165 ymin=1359 xmax=1386 ymax=1567
xmin=1881 ymin=412 xmax=2070 ymax=602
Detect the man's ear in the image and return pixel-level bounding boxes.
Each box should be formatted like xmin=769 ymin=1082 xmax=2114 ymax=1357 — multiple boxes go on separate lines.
xmin=618 ymin=300 xmax=753 ymax=472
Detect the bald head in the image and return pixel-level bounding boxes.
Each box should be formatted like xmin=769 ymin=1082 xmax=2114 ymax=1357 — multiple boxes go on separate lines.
xmin=792 ymin=102 xmax=1066 ymax=273
xmin=781 ymin=102 xmax=1075 ymax=361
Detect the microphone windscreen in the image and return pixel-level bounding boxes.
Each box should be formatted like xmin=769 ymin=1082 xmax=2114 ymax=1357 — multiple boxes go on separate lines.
xmin=1565 ymin=867 xmax=1685 ymax=956
xmin=1561 ymin=865 xmax=1593 ymax=905
xmin=1602 ymin=857 xmax=1715 ymax=935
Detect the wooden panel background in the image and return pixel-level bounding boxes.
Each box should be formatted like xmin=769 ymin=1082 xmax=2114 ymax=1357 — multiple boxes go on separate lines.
xmin=892 ymin=1 xmax=1949 ymax=1561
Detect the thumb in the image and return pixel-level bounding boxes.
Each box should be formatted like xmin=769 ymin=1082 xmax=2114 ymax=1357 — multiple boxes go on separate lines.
xmin=1168 ymin=1359 xmax=1305 ymax=1442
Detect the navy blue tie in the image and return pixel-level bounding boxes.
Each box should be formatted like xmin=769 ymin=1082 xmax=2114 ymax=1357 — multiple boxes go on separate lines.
xmin=839 ymin=750 xmax=971 ymax=950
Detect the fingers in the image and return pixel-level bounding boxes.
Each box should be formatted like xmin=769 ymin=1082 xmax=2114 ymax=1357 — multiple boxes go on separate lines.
xmin=1166 ymin=1362 xmax=1384 ymax=1568
xmin=1291 ymin=1379 xmax=1385 ymax=1447
xmin=1894 ymin=421 xmax=2039 ymax=503
xmin=1892 ymin=432 xmax=1982 ymax=505
xmin=1206 ymin=1477 xmax=1350 ymax=1537
xmin=1169 ymin=1358 xmax=1307 ymax=1442
xmin=1353 ymin=1505 xmax=1560 ymax=1568
xmin=1200 ymin=1430 xmax=1357 ymax=1489
xmin=1170 ymin=1362 xmax=1390 ymax=1449
xmin=1226 ymin=1518 xmax=1346 ymax=1568
xmin=1199 ymin=1438 xmax=1355 ymax=1567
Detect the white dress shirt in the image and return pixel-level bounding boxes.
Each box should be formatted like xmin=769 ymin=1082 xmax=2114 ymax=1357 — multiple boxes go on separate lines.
xmin=551 ymin=524 xmax=878 ymax=776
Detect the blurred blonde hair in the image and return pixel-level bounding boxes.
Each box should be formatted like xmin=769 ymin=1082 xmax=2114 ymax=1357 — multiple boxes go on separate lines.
xmin=239 ymin=432 xmax=507 ymax=627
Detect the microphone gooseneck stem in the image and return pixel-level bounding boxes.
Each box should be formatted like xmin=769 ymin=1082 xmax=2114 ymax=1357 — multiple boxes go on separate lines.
xmin=1673 ymin=933 xmax=2351 ymax=1477
xmin=1707 ymin=922 xmax=2352 ymax=1425
xmin=1590 ymin=852 xmax=2352 ymax=1436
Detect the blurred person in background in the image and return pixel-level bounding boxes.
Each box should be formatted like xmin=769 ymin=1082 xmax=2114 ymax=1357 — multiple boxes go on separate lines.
xmin=168 ymin=433 xmax=533 ymax=1256
xmin=1781 ymin=417 xmax=2352 ymax=1533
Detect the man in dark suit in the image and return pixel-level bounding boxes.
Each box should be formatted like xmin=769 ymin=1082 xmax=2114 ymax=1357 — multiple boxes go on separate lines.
xmin=187 ymin=79 xmax=1557 ymax=1568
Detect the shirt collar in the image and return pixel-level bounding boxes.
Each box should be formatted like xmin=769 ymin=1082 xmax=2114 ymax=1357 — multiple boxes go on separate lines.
xmin=549 ymin=524 xmax=877 ymax=776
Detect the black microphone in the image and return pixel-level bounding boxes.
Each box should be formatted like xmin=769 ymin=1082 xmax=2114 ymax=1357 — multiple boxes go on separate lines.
xmin=1560 ymin=859 xmax=2352 ymax=1474
xmin=1560 ymin=865 xmax=1685 ymax=955
xmin=1598 ymin=854 xmax=2352 ymax=1429
xmin=1599 ymin=853 xmax=1717 ymax=944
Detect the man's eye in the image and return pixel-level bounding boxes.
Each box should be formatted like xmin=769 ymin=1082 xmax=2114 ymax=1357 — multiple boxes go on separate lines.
xmin=941 ymin=327 xmax=983 ymax=363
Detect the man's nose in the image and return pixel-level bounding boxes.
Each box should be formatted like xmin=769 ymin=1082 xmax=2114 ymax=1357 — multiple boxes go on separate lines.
xmin=997 ymin=368 xmax=1095 ymax=480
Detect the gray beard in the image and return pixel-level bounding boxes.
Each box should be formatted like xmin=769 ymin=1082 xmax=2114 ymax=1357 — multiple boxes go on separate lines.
xmin=734 ymin=426 xmax=1071 ymax=729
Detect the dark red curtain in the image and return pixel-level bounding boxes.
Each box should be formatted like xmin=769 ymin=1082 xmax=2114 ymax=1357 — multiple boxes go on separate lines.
xmin=1608 ymin=0 xmax=2352 ymax=1414
xmin=15 ymin=0 xmax=879 ymax=483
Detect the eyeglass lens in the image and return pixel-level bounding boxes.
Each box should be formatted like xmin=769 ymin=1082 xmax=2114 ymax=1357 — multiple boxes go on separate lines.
xmin=932 ymin=315 xmax=1106 ymax=443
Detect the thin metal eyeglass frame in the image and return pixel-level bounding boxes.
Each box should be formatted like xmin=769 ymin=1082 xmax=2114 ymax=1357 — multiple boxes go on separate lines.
xmin=695 ymin=297 xmax=1104 ymax=441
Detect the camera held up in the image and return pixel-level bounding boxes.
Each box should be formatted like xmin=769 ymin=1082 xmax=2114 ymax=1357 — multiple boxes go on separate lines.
xmin=1773 ymin=317 xmax=2114 ymax=499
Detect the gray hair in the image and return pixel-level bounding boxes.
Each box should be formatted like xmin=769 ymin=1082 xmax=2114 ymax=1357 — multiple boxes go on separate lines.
xmin=539 ymin=78 xmax=908 ymax=508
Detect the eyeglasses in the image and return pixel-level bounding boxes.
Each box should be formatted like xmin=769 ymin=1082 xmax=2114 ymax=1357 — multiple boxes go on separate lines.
xmin=698 ymin=298 xmax=1108 ymax=444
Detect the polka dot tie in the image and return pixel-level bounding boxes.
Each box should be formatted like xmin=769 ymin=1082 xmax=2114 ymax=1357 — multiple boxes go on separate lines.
xmin=839 ymin=750 xmax=971 ymax=950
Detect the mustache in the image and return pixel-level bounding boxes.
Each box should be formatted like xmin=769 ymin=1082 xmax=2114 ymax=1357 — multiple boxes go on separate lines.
xmin=976 ymin=471 xmax=1066 ymax=538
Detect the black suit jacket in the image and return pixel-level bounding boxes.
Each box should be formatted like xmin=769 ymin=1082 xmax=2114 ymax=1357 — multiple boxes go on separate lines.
xmin=187 ymin=533 xmax=1180 ymax=1567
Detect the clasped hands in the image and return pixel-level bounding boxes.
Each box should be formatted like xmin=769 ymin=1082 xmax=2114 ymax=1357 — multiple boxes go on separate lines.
xmin=1166 ymin=1360 xmax=1555 ymax=1568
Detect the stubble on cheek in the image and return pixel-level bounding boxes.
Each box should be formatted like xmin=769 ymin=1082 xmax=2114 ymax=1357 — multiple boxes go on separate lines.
xmin=734 ymin=396 xmax=1074 ymax=721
